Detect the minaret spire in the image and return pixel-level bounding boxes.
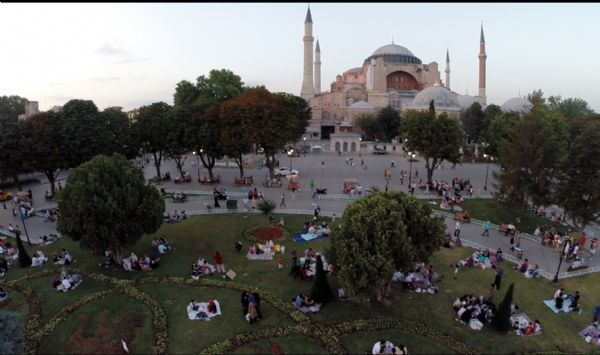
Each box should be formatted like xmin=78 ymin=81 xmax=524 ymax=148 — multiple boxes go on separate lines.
xmin=445 ymin=48 xmax=451 ymax=91
xmin=478 ymin=22 xmax=487 ymax=104
xmin=314 ymin=38 xmax=321 ymax=94
xmin=300 ymin=5 xmax=315 ymax=100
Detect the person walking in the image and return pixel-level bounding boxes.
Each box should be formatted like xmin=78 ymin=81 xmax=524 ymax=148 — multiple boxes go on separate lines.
xmin=321 ymin=161 xmax=325 ymax=170
xmin=280 ymin=193 xmax=286 ymax=208
xmin=494 ymin=267 xmax=504 ymax=290
xmin=291 ymin=185 xmax=296 ymax=200
xmin=309 ymin=179 xmax=315 ymax=195
xmin=454 ymin=221 xmax=461 ymax=238
xmin=482 ymin=220 xmax=491 ymax=237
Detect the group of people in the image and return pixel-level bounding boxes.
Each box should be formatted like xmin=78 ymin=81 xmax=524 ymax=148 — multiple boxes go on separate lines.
xmin=553 ymin=288 xmax=582 ymax=313
xmin=0 ymin=240 xmax=17 ymax=261
xmin=52 ymin=249 xmax=73 ymax=265
xmin=513 ymin=259 xmax=540 ymax=278
xmin=151 ymin=236 xmax=172 ymax=259
xmin=187 ymin=298 xmax=219 ymax=320
xmin=302 ymin=221 xmax=331 ymax=237
xmin=371 ymin=339 xmax=408 ymax=355
xmin=41 ymin=233 xmax=60 ymax=246
xmin=165 ymin=210 xmax=188 ymax=223
xmin=241 ymin=291 xmax=262 ymax=324
xmin=52 ymin=268 xmax=83 ymax=292
xmin=511 ymin=316 xmax=542 ymax=336
xmin=392 ymin=263 xmax=439 ymax=294
xmin=453 ymin=294 xmax=497 ymax=330
xmin=121 ymin=252 xmax=159 ymax=272
xmin=289 ymin=248 xmax=331 ymax=280
xmin=293 ymin=293 xmax=320 ymax=313
xmin=31 ymin=250 xmax=48 ymax=267
xmin=455 ymin=248 xmax=503 ymax=272
xmin=191 ymin=252 xmax=224 ymax=279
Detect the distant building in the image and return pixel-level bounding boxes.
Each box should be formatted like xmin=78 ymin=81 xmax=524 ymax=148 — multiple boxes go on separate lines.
xmin=127 ymin=108 xmax=140 ymax=121
xmin=49 ymin=105 xmax=63 ymax=113
xmin=17 ymin=101 xmax=40 ymax=121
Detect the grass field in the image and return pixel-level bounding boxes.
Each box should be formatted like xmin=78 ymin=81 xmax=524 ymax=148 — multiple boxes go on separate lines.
xmin=2 ymin=212 xmax=600 ymax=354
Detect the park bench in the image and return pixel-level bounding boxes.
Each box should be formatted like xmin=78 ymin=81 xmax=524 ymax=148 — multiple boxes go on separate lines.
xmin=454 ymin=211 xmax=471 ymax=223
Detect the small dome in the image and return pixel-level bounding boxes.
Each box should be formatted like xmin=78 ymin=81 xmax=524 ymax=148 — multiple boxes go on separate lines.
xmin=457 ymin=95 xmax=482 ymax=109
xmin=344 ymin=67 xmax=363 ymax=74
xmin=371 ymin=44 xmax=415 ymax=57
xmin=501 ymin=97 xmax=533 ymax=114
xmin=411 ymin=86 xmax=460 ymax=110
xmin=349 ymin=101 xmax=374 ymax=109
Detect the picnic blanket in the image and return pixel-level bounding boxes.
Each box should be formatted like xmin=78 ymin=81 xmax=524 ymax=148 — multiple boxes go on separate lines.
xmin=580 ymin=323 xmax=600 ymax=347
xmin=293 ymin=233 xmax=327 ymax=244
xmin=543 ymin=298 xmax=574 ymax=313
xmin=292 ymin=302 xmax=321 ymax=314
xmin=246 ymin=251 xmax=273 ymax=261
xmin=187 ymin=300 xmax=222 ymax=320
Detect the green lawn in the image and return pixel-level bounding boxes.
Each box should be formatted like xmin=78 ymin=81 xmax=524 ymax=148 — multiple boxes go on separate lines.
xmin=3 ymin=212 xmax=600 ymax=354
xmin=430 ymin=198 xmax=572 ymax=235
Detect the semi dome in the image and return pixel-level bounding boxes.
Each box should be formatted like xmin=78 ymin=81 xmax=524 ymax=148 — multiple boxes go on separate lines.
xmin=457 ymin=95 xmax=482 ymax=109
xmin=365 ymin=43 xmax=422 ymax=65
xmin=411 ymin=86 xmax=460 ymax=110
xmin=349 ymin=101 xmax=375 ymax=109
xmin=500 ymin=97 xmax=533 ymax=114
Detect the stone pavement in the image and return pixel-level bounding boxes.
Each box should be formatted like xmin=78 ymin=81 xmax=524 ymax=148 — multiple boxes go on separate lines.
xmin=1 ymin=151 xmax=597 ymax=279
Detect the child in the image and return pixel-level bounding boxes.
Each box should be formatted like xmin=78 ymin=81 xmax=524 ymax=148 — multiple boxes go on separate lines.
xmin=277 ymin=258 xmax=284 ymax=270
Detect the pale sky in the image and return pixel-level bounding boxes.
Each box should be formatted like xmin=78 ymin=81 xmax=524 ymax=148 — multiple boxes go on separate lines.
xmin=1 ymin=3 xmax=599 ymax=112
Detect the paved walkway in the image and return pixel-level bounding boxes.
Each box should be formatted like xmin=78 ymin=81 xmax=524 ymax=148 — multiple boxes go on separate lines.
xmin=1 ymin=151 xmax=597 ymax=280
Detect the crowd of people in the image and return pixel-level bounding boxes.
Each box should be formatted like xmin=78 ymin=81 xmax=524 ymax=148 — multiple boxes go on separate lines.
xmin=120 ymin=252 xmax=159 ymax=272
xmin=453 ymin=294 xmax=497 ymax=330
xmin=191 ymin=257 xmax=217 ymax=279
xmin=164 ymin=210 xmax=188 ymax=223
xmin=302 ymin=220 xmax=331 ymax=237
xmin=52 ymin=249 xmax=73 ymax=265
xmin=392 ymin=263 xmax=439 ymax=294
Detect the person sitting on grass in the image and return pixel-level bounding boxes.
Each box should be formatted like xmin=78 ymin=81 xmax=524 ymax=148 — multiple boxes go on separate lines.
xmin=31 ymin=251 xmax=48 ymax=267
xmin=533 ymin=319 xmax=542 ymax=335
xmin=122 ymin=257 xmax=133 ymax=271
xmin=234 ymin=241 xmax=243 ymax=253
xmin=140 ymin=255 xmax=152 ymax=272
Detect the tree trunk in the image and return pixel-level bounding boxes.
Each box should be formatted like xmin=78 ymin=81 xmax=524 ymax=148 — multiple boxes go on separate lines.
xmin=153 ymin=152 xmax=162 ymax=179
xmin=234 ymin=153 xmax=244 ymax=178
xmin=174 ymin=155 xmax=186 ymax=178
xmin=12 ymin=174 xmax=21 ymax=190
xmin=47 ymin=171 xmax=57 ymax=195
xmin=425 ymin=157 xmax=437 ymax=186
xmin=200 ymin=155 xmax=216 ymax=181
xmin=265 ymin=153 xmax=276 ymax=180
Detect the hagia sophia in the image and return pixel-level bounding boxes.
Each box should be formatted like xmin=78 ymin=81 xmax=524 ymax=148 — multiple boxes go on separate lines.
xmin=299 ymin=6 xmax=533 ymax=146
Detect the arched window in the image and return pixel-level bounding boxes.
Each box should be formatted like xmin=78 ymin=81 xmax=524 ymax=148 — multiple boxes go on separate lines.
xmin=351 ymin=142 xmax=356 ymax=152
xmin=335 ymin=142 xmax=341 ymax=152
xmin=389 ymin=93 xmax=402 ymax=110
xmin=343 ymin=142 xmax=348 ymax=152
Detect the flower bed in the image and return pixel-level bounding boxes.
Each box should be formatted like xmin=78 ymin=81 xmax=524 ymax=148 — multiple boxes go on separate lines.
xmin=249 ymin=226 xmax=285 ymax=241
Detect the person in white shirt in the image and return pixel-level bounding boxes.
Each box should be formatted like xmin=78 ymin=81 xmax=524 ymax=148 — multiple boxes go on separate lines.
xmin=454 ymin=221 xmax=461 ymax=237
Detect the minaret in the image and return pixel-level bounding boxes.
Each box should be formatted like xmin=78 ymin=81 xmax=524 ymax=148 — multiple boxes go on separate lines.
xmin=300 ymin=6 xmax=315 ymax=100
xmin=445 ymin=48 xmax=450 ymax=91
xmin=478 ymin=23 xmax=487 ymax=104
xmin=314 ymin=39 xmax=321 ymax=94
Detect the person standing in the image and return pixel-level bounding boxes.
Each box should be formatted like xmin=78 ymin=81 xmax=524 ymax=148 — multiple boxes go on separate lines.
xmin=241 ymin=291 xmax=249 ymax=317
xmin=494 ymin=267 xmax=504 ymax=290
xmin=482 ymin=220 xmax=491 ymax=237
xmin=213 ymin=251 xmax=225 ymax=273
xmin=279 ymin=193 xmax=286 ymax=208
xmin=454 ymin=221 xmax=461 ymax=238
xmin=27 ymin=189 xmax=33 ymax=202
xmin=309 ymin=179 xmax=315 ymax=195
xmin=291 ymin=185 xmax=296 ymax=200
xmin=58 ymin=182 xmax=62 ymax=192
xmin=289 ymin=249 xmax=298 ymax=277
xmin=321 ymin=161 xmax=325 ymax=170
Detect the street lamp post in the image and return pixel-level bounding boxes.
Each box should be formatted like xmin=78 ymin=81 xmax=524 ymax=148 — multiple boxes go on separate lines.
xmin=408 ymin=151 xmax=416 ymax=190
xmin=288 ymin=148 xmax=294 ymax=170
xmin=303 ymin=136 xmax=307 ymax=156
xmin=19 ymin=207 xmax=32 ymax=246
xmin=193 ymin=151 xmax=201 ymax=182
xmin=483 ymin=154 xmax=492 ymax=191
xmin=553 ymin=240 xmax=569 ymax=283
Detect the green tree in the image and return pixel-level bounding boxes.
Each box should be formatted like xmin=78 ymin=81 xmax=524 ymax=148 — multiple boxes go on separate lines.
xmin=22 ymin=112 xmax=67 ymax=194
xmin=494 ymin=114 xmax=559 ymax=207
xmin=184 ymin=104 xmax=223 ymax=181
xmin=60 ymin=99 xmax=112 ymax=168
xmin=460 ymin=102 xmax=486 ymax=143
xmin=491 ymin=283 xmax=514 ymax=333
xmin=548 ymin=96 xmax=594 ymax=120
xmin=135 ymin=102 xmax=172 ymax=180
xmin=165 ymin=106 xmax=193 ymax=179
xmin=57 ymin=154 xmax=164 ymax=260
xmin=355 ymin=113 xmax=380 ymax=141
xmin=377 ymin=105 xmax=401 ymax=142
xmin=526 ymin=89 xmax=546 ymax=107
xmin=0 ymin=311 xmax=25 ymax=354
xmin=402 ymin=110 xmax=463 ymax=185
xmin=483 ymin=111 xmax=520 ymax=157
xmin=173 ymin=80 xmax=200 ymax=106
xmin=331 ymin=191 xmax=445 ymax=302
xmin=310 ymin=255 xmax=333 ymax=304
xmin=555 ymin=121 xmax=600 ymax=229
xmin=0 ymin=95 xmax=28 ymax=123
xmin=101 ymin=107 xmax=140 ymax=159
xmin=0 ymin=120 xmax=31 ymax=188
xmin=256 ymin=199 xmax=276 ymax=222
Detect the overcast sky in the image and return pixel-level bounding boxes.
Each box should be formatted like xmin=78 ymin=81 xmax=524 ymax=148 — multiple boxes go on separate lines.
xmin=1 ymin=3 xmax=599 ymax=111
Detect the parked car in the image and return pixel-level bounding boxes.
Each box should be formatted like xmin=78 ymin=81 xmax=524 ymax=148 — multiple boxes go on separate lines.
xmin=275 ymin=167 xmax=299 ymax=177
xmin=373 ymin=148 xmax=388 ymax=155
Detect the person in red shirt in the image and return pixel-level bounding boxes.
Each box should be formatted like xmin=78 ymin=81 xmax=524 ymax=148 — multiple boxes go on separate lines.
xmin=579 ymin=234 xmax=588 ymax=251
xmin=213 ymin=251 xmax=225 ymax=273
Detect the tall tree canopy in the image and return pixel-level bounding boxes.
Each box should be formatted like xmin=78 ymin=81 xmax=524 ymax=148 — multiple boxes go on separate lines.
xmin=554 ymin=121 xmax=600 ymax=229
xmin=166 ymin=105 xmax=193 ymax=178
xmin=22 ymin=112 xmax=67 ymax=194
xmin=174 ymin=69 xmax=244 ymax=107
xmin=402 ymin=110 xmax=463 ymax=185
xmin=460 ymin=102 xmax=486 ymax=143
xmin=57 ymin=154 xmax=164 ymax=259
xmin=494 ymin=113 xmax=559 ymax=207
xmin=355 ymin=113 xmax=380 ymax=141
xmin=483 ymin=111 xmax=520 ymax=157
xmin=0 ymin=120 xmax=30 ymax=187
xmin=135 ymin=102 xmax=172 ymax=180
xmin=60 ymin=99 xmax=112 ymax=168
xmin=101 ymin=107 xmax=140 ymax=159
xmin=548 ymin=96 xmax=594 ymax=120
xmin=331 ymin=191 xmax=445 ymax=302
xmin=354 ymin=106 xmax=401 ymax=142
xmin=0 ymin=95 xmax=28 ymax=123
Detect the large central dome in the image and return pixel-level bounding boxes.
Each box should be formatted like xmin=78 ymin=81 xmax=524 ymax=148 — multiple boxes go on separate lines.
xmin=371 ymin=44 xmax=415 ymax=57
xmin=365 ymin=43 xmax=422 ymax=65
